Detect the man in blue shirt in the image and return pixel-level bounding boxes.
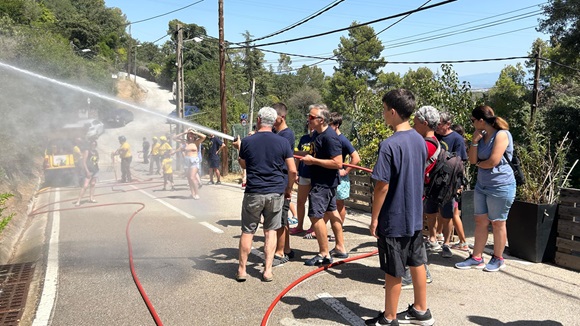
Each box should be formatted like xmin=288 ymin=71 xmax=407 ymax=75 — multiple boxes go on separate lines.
xmin=301 ymin=104 xmax=346 ymax=266
xmin=234 ymin=107 xmax=297 ymax=282
xmin=207 ymin=134 xmax=225 ymax=185
xmin=365 ymin=89 xmax=435 ymax=326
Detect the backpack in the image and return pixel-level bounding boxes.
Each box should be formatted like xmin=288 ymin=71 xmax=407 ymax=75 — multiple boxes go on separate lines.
xmin=504 ymin=150 xmax=525 ymax=186
xmin=424 ymin=138 xmax=465 ymax=204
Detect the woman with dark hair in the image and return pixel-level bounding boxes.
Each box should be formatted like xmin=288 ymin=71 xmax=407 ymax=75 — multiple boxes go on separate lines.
xmin=455 ymin=105 xmax=516 ymax=272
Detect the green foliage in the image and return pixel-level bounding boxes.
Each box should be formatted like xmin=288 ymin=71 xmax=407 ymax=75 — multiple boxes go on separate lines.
xmin=517 ymin=130 xmax=574 ymax=204
xmin=0 ymin=193 xmax=15 ymax=233
xmin=539 ymin=0 xmax=580 ymax=65
xmin=327 ymin=23 xmax=385 ymax=113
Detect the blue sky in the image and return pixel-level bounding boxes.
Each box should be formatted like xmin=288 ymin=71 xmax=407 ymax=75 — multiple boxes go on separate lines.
xmin=104 ymin=0 xmax=548 ymax=80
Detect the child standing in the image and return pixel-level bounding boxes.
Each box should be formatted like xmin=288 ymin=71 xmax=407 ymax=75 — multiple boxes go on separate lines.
xmin=161 ymin=152 xmax=175 ymax=191
xmin=365 ymin=89 xmax=434 ymax=326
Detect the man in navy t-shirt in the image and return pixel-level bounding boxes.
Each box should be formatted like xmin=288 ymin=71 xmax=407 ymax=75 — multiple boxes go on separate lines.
xmin=234 ymin=107 xmax=296 ymax=282
xmin=301 ymin=104 xmax=346 ymax=266
xmin=365 ymin=89 xmax=435 ymax=326
xmin=207 ymin=134 xmax=225 ymax=184
xmin=272 ymin=102 xmax=297 ymax=263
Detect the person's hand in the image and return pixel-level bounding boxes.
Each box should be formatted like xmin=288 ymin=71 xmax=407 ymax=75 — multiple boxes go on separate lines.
xmin=302 ymin=154 xmax=314 ymax=165
xmin=284 ymin=188 xmax=292 ymax=200
xmin=369 ymin=219 xmax=379 ymax=239
xmin=472 ymin=130 xmax=485 ymax=143
xmin=339 ymin=168 xmax=348 ymax=177
xmin=232 ymin=135 xmax=241 ymax=149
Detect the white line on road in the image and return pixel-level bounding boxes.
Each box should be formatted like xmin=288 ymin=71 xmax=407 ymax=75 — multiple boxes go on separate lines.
xmin=134 ymin=186 xmax=225 ymax=233
xmin=198 ymin=222 xmax=224 ymax=234
xmin=32 ymin=189 xmax=61 ymax=326
xmin=317 ymin=292 xmax=365 ymax=326
xmin=134 ymin=186 xmax=196 ymax=219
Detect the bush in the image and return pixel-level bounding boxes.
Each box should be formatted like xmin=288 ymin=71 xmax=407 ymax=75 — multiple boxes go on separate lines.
xmin=0 ymin=193 xmax=15 ymax=233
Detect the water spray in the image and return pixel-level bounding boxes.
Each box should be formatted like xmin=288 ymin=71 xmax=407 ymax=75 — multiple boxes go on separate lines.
xmin=0 ymin=62 xmax=234 ymax=141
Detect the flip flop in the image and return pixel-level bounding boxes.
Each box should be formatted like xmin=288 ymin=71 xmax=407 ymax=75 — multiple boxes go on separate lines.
xmin=261 ymin=274 xmax=273 ymax=282
xmin=235 ymin=273 xmax=247 ymax=282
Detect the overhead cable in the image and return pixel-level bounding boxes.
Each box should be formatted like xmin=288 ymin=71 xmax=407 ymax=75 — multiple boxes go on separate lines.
xmin=241 ymin=0 xmax=346 ymax=44
xmin=124 ymin=0 xmax=204 ymax=26
xmin=228 ymin=0 xmax=457 ymax=49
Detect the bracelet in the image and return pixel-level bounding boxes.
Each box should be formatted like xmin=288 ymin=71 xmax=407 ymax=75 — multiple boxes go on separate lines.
xmin=471 ymin=143 xmax=479 ymax=147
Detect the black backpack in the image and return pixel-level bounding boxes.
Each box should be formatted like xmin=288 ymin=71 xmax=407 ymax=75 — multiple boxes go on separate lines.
xmin=424 ymin=138 xmax=465 ymax=204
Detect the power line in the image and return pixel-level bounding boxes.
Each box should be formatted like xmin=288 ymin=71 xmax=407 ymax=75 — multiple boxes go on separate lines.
xmin=229 ymin=0 xmax=457 ymax=49
xmin=241 ymin=0 xmax=346 ymax=44
xmin=124 ymin=0 xmax=205 ymax=26
xmin=539 ymin=58 xmax=580 ymax=73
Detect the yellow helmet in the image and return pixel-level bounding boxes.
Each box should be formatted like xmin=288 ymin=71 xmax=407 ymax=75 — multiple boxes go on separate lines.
xmin=160 ymin=136 xmax=167 ymax=141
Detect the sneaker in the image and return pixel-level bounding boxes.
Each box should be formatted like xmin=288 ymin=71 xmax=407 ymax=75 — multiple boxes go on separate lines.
xmin=216 ymin=181 xmax=221 ymax=185
xmin=329 ymin=248 xmax=349 ymax=258
xmin=273 ymin=254 xmax=289 ymax=266
xmin=483 ymin=255 xmax=506 ymax=272
xmin=365 ymin=312 xmax=399 ymax=325
xmin=427 ymin=241 xmax=441 ymax=251
xmin=451 ymin=242 xmax=469 ymax=251
xmin=396 ymin=304 xmax=435 ymax=325
xmin=441 ymin=245 xmax=453 ymax=258
xmin=455 ymin=255 xmax=485 ymax=270
xmin=304 ymin=254 xmax=332 ymax=266
xmin=208 ymin=181 xmax=214 ymax=185
xmin=436 ymin=233 xmax=444 ymax=243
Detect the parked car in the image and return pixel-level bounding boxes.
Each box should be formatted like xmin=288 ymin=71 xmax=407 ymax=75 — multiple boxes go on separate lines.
xmin=63 ymin=119 xmax=104 ymax=140
xmin=166 ymin=105 xmax=200 ymax=124
xmin=104 ymin=108 xmax=134 ymax=127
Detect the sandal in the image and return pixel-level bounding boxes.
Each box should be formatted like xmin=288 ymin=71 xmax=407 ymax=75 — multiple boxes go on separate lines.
xmin=451 ymin=242 xmax=470 ymax=251
xmin=330 ymin=248 xmax=349 ymax=258
xmin=303 ymin=231 xmax=316 ymax=239
xmin=235 ymin=273 xmax=247 ymax=282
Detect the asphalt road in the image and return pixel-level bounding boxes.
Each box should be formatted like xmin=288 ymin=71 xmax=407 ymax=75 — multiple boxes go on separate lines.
xmin=12 ymin=78 xmax=580 ymax=325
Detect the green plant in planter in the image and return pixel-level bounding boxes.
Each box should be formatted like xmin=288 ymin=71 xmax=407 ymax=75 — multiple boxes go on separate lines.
xmin=517 ymin=131 xmax=577 ymax=204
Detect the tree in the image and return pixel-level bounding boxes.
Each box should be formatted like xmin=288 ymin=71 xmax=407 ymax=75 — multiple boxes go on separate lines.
xmin=327 ymin=22 xmax=385 ymax=112
xmin=277 ymin=54 xmax=292 ymax=73
xmin=539 ymin=0 xmax=580 ymax=64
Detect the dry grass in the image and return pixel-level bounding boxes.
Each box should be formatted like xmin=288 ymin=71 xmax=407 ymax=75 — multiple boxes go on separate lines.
xmin=116 ymin=79 xmax=145 ymax=103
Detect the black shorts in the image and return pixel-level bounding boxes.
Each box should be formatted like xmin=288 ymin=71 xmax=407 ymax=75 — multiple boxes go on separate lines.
xmin=280 ymin=198 xmax=290 ymax=226
xmin=163 ymin=173 xmax=173 ymax=183
xmin=308 ymin=185 xmax=337 ymax=218
xmin=424 ymin=198 xmax=455 ymax=219
xmin=377 ymin=230 xmax=427 ymax=277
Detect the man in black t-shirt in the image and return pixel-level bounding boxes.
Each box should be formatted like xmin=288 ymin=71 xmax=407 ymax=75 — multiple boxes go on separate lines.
xmin=207 ymin=134 xmax=225 ymax=184
xmin=234 ymin=107 xmax=296 ymax=282
xmin=301 ymin=104 xmax=346 ymax=266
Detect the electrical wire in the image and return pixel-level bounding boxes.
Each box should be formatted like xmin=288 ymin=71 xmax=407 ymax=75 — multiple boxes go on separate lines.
xmin=241 ymin=0 xmax=346 ymax=44
xmin=124 ymin=0 xmax=205 ymax=26
xmin=539 ymin=57 xmax=580 ymax=73
xmin=229 ymin=0 xmax=456 ymax=49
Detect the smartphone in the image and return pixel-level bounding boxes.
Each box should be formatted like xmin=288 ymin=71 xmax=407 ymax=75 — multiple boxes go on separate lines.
xmin=481 ymin=130 xmax=487 ymax=135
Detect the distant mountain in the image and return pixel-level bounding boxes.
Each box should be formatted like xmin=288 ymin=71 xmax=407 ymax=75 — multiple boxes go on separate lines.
xmin=459 ymin=72 xmax=499 ymax=90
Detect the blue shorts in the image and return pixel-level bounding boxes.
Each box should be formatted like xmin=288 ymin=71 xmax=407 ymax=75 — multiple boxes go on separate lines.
xmin=209 ymin=157 xmax=220 ymax=169
xmin=336 ymin=175 xmax=350 ymax=200
xmin=308 ymin=185 xmax=337 ymax=218
xmin=474 ymin=182 xmax=516 ymax=221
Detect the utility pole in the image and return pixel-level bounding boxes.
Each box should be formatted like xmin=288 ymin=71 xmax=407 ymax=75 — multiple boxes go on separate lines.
xmin=530 ymin=50 xmax=541 ymax=125
xmin=219 ymin=0 xmax=228 ymax=175
xmin=176 ymin=24 xmax=184 ymax=170
xmin=248 ymin=78 xmax=256 ymax=132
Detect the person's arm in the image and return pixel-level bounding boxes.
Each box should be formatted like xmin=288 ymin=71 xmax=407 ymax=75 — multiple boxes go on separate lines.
xmin=342 ymin=150 xmax=361 ymax=176
xmin=81 ymin=149 xmax=90 ymax=176
xmin=302 ymin=154 xmax=342 ymax=169
xmin=370 ymin=180 xmax=389 ymax=239
xmin=285 ymin=157 xmax=297 ymax=200
xmin=468 ymin=130 xmax=485 ymax=165
xmin=216 ymin=141 xmax=226 ymax=154
xmin=477 ymin=131 xmax=509 ymax=169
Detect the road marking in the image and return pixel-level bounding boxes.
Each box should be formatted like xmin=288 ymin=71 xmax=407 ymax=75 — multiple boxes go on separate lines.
xmin=134 ymin=186 xmax=196 ymax=219
xmin=199 ymin=221 xmax=224 ymax=234
xmin=134 ymin=186 xmax=224 ymax=233
xmin=316 ymin=292 xmax=365 ymax=326
xmin=32 ymin=189 xmax=61 ymax=326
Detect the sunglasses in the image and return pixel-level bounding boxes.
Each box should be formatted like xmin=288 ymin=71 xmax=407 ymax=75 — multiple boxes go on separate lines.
xmin=470 ymin=117 xmax=478 ymax=123
xmin=307 ymin=114 xmax=322 ymax=121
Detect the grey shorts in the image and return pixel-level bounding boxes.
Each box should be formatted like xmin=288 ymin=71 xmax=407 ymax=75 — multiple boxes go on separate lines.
xmin=298 ymin=176 xmax=311 ymax=186
xmin=308 ymin=185 xmax=337 ymax=218
xmin=377 ymin=230 xmax=427 ymax=277
xmin=241 ymin=193 xmax=284 ymax=233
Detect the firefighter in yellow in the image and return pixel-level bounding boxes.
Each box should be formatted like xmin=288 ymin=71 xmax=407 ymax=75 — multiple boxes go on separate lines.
xmin=113 ymin=136 xmax=132 ymax=183
xmin=149 ymin=136 xmax=161 ymax=175
xmin=157 ymin=136 xmax=173 ymax=167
